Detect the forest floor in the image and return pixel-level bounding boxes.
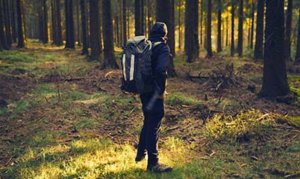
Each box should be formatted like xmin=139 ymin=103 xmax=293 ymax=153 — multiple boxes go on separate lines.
xmin=0 ymin=41 xmax=300 ymax=178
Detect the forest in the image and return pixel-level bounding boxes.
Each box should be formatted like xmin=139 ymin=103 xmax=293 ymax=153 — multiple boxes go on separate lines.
xmin=0 ymin=0 xmax=300 ymax=178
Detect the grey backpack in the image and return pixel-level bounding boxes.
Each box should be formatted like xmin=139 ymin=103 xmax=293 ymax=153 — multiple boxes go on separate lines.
xmin=121 ymin=36 xmax=161 ymax=94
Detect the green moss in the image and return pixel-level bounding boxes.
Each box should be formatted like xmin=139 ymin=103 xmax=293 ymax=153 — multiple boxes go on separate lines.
xmin=286 ymin=116 xmax=300 ymax=127
xmin=0 ymin=51 xmax=36 ymax=63
xmin=166 ymin=92 xmax=200 ymax=106
xmin=75 ymin=118 xmax=98 ymax=130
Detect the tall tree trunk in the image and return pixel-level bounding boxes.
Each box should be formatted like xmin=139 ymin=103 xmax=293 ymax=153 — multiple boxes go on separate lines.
xmin=80 ymin=0 xmax=88 ymax=55
xmin=101 ymin=0 xmax=118 ymax=69
xmin=226 ymin=17 xmax=229 ymax=46
xmin=3 ymin=0 xmax=12 ymax=48
xmin=43 ymin=0 xmax=48 ymax=43
xmin=56 ymin=0 xmax=63 ymax=45
xmin=0 ymin=0 xmax=4 ymax=50
xmin=259 ymin=0 xmax=289 ymax=97
xmin=89 ymin=0 xmax=101 ymax=61
xmin=156 ymin=0 xmax=176 ymax=76
xmin=230 ymin=1 xmax=235 ymax=56
xmin=200 ymin=0 xmax=204 ymax=48
xmin=65 ymin=0 xmax=75 ymax=48
xmin=51 ymin=0 xmax=57 ymax=44
xmin=178 ymin=0 xmax=182 ymax=50
xmin=254 ymin=0 xmax=264 ymax=59
xmin=76 ymin=0 xmax=81 ymax=46
xmin=122 ymin=0 xmax=127 ymax=46
xmin=237 ymin=0 xmax=243 ymax=57
xmin=16 ymin=0 xmax=24 ymax=48
xmin=0 ymin=0 xmax=8 ymax=50
xmin=135 ymin=0 xmax=144 ymax=35
xmin=217 ymin=0 xmax=222 ymax=52
xmin=206 ymin=0 xmax=212 ymax=58
xmin=284 ymin=0 xmax=293 ymax=61
xmin=185 ymin=0 xmax=199 ymax=62
xmin=295 ymin=9 xmax=300 ymax=64
xmin=10 ymin=0 xmax=17 ymax=43
xmin=249 ymin=2 xmax=255 ymax=49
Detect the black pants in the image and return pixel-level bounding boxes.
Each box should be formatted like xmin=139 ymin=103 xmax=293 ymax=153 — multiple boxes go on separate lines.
xmin=138 ymin=92 xmax=164 ymax=166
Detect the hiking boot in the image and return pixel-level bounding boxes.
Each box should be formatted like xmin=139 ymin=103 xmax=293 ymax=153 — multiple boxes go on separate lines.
xmin=147 ymin=163 xmax=173 ymax=173
xmin=135 ymin=152 xmax=146 ymax=162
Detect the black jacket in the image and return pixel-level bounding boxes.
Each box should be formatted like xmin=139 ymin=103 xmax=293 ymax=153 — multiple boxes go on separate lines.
xmin=149 ymin=23 xmax=170 ymax=96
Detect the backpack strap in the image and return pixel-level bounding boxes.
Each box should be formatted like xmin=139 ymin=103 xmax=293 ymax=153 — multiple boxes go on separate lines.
xmin=153 ymin=41 xmax=162 ymax=47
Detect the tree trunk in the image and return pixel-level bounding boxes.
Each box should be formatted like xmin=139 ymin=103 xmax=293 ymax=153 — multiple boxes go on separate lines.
xmin=16 ymin=0 xmax=24 ymax=48
xmin=295 ymin=9 xmax=300 ymax=64
xmin=65 ymin=0 xmax=75 ymax=48
xmin=43 ymin=0 xmax=48 ymax=43
xmin=54 ymin=0 xmax=63 ymax=45
xmin=249 ymin=2 xmax=255 ymax=49
xmin=10 ymin=0 xmax=17 ymax=43
xmin=122 ymin=0 xmax=127 ymax=46
xmin=101 ymin=0 xmax=118 ymax=69
xmin=76 ymin=0 xmax=81 ymax=46
xmin=230 ymin=1 xmax=235 ymax=56
xmin=254 ymin=0 xmax=264 ymax=59
xmin=51 ymin=0 xmax=57 ymax=44
xmin=259 ymin=0 xmax=289 ymax=97
xmin=3 ymin=0 xmax=12 ymax=48
xmin=89 ymin=0 xmax=101 ymax=61
xmin=178 ymin=0 xmax=182 ymax=50
xmin=206 ymin=0 xmax=212 ymax=58
xmin=0 ymin=0 xmax=8 ymax=50
xmin=80 ymin=0 xmax=88 ymax=55
xmin=237 ymin=0 xmax=243 ymax=57
xmin=156 ymin=0 xmax=176 ymax=76
xmin=135 ymin=0 xmax=144 ymax=36
xmin=284 ymin=0 xmax=293 ymax=61
xmin=217 ymin=0 xmax=222 ymax=53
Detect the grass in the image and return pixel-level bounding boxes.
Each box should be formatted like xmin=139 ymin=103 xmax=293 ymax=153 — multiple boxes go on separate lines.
xmin=166 ymin=92 xmax=201 ymax=106
xmin=1 ymin=42 xmax=300 ymax=178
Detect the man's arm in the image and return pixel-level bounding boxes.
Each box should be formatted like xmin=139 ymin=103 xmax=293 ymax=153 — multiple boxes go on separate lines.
xmin=153 ymin=45 xmax=170 ymax=96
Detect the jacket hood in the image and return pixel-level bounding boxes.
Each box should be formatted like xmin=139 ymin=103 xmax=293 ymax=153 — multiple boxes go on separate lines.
xmin=149 ymin=22 xmax=168 ymax=42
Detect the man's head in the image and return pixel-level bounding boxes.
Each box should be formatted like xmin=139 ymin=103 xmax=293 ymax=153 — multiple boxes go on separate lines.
xmin=149 ymin=22 xmax=168 ymax=40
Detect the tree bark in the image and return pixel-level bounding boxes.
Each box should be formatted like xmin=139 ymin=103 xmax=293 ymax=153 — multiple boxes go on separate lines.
xmin=122 ymin=0 xmax=127 ymax=46
xmin=295 ymin=9 xmax=300 ymax=64
xmin=80 ymin=0 xmax=88 ymax=55
xmin=3 ymin=0 xmax=12 ymax=48
xmin=76 ymin=0 xmax=81 ymax=46
xmin=16 ymin=0 xmax=24 ymax=48
xmin=101 ymin=0 xmax=118 ymax=69
xmin=254 ymin=0 xmax=264 ymax=59
xmin=249 ymin=2 xmax=255 ymax=49
xmin=54 ymin=0 xmax=63 ymax=45
xmin=217 ymin=0 xmax=222 ymax=53
xmin=156 ymin=0 xmax=176 ymax=76
xmin=42 ymin=0 xmax=48 ymax=43
xmin=51 ymin=0 xmax=57 ymax=44
xmin=259 ymin=0 xmax=290 ymax=97
xmin=230 ymin=1 xmax=235 ymax=56
xmin=206 ymin=0 xmax=212 ymax=58
xmin=135 ymin=0 xmax=144 ymax=36
xmin=0 ymin=0 xmax=8 ymax=50
xmin=65 ymin=0 xmax=75 ymax=48
xmin=89 ymin=0 xmax=101 ymax=61
xmin=284 ymin=0 xmax=293 ymax=61
xmin=237 ymin=0 xmax=243 ymax=57
xmin=10 ymin=0 xmax=17 ymax=43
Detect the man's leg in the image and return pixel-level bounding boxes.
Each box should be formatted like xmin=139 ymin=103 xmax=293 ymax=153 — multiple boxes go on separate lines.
xmin=146 ymin=98 xmax=164 ymax=167
xmin=136 ymin=114 xmax=148 ymax=161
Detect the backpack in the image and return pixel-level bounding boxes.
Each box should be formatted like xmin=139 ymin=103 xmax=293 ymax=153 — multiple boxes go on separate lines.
xmin=121 ymin=36 xmax=162 ymax=94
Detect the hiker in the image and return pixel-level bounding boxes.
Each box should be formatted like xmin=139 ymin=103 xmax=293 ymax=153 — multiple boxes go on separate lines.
xmin=135 ymin=22 xmax=173 ymax=173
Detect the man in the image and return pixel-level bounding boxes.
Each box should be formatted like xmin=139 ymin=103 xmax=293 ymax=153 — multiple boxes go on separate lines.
xmin=135 ymin=22 xmax=173 ymax=173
